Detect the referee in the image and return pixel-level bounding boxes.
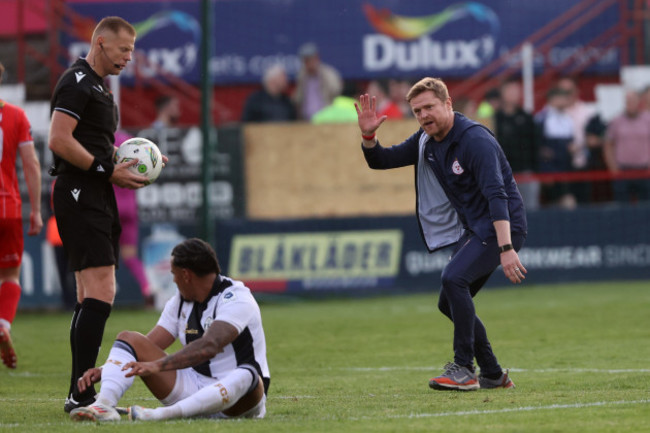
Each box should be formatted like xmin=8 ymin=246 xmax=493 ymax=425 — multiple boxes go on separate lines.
xmin=355 ymin=77 xmax=527 ymax=391
xmin=48 ymin=16 xmax=149 ymax=413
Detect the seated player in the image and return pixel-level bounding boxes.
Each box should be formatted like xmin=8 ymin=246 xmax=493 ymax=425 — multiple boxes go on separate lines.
xmin=70 ymin=238 xmax=270 ymax=422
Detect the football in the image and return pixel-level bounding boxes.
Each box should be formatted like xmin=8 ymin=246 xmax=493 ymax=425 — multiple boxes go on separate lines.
xmin=114 ymin=137 xmax=163 ymax=185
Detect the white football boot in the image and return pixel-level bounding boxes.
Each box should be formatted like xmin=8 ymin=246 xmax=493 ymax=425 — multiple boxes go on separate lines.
xmin=128 ymin=405 xmax=157 ymax=421
xmin=70 ymin=402 xmax=121 ymax=422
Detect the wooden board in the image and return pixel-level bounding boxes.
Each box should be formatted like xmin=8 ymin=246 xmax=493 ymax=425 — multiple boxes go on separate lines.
xmin=243 ymin=119 xmax=420 ymax=219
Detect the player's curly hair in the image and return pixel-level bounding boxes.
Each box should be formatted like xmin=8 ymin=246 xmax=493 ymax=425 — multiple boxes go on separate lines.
xmin=406 ymin=77 xmax=449 ymax=103
xmin=171 ymin=238 xmax=221 ymax=277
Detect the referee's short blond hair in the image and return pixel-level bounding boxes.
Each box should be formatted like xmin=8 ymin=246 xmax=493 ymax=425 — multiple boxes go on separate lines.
xmin=92 ymin=16 xmax=136 ymax=42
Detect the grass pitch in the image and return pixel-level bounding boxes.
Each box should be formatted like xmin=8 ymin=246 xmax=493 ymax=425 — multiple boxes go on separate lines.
xmin=1 ymin=281 xmax=649 ymax=432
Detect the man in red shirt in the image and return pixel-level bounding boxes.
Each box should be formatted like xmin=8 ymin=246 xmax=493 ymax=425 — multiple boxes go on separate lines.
xmin=0 ymin=61 xmax=43 ymax=369
xmin=366 ymin=79 xmax=403 ymax=120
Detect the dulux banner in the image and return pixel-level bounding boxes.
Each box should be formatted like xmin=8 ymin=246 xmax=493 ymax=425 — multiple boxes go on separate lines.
xmin=64 ymin=0 xmax=620 ymax=85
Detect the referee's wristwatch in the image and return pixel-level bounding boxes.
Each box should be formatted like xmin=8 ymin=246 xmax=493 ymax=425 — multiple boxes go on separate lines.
xmin=498 ymin=243 xmax=514 ymax=253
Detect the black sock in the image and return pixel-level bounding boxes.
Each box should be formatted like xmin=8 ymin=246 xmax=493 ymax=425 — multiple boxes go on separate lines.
xmin=67 ymin=303 xmax=81 ymax=398
xmin=72 ymin=298 xmax=111 ymax=400
xmin=482 ymin=371 xmax=503 ymax=380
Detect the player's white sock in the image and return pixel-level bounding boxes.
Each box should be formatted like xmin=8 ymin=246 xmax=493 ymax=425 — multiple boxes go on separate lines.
xmin=96 ymin=340 xmax=136 ymax=407
xmin=154 ymin=367 xmax=257 ymax=420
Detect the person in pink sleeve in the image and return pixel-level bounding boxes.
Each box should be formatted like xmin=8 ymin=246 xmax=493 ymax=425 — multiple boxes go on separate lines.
xmin=114 ymin=131 xmax=154 ymax=306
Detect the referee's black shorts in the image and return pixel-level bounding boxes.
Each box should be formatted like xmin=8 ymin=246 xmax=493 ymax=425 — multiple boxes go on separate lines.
xmin=53 ymin=174 xmax=121 ymax=272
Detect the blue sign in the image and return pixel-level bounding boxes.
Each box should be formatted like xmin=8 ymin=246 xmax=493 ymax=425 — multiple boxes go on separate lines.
xmin=18 ymin=205 xmax=650 ymax=307
xmin=18 ymin=223 xmax=198 ymax=309
xmin=214 ymin=205 xmax=650 ymax=295
xmin=65 ymin=0 xmax=621 ymax=85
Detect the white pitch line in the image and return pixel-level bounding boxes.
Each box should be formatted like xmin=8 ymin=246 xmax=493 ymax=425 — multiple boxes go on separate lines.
xmin=270 ymin=395 xmax=317 ymax=400
xmin=1 ymin=399 xmax=647 ymax=427
xmin=7 ymin=371 xmax=67 ymax=378
xmin=355 ymin=399 xmax=650 ymax=420
xmin=0 ymin=395 xmax=317 ymax=403
xmin=0 ymin=419 xmax=192 ymax=429
xmin=16 ymin=367 xmax=646 ymax=375
xmin=0 ymin=396 xmax=159 ymax=403
xmin=342 ymin=366 xmax=650 ymax=373
xmin=499 ymin=367 xmax=650 ymax=374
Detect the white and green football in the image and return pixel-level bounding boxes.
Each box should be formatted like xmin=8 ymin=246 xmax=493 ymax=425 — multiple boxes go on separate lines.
xmin=114 ymin=137 xmax=163 ymax=185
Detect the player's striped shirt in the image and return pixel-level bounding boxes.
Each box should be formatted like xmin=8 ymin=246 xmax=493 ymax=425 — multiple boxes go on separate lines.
xmin=156 ymin=275 xmax=271 ymax=393
xmin=0 ymin=99 xmax=34 ymax=219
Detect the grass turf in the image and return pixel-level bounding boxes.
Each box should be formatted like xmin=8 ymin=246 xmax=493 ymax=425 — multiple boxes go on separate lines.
xmin=1 ymin=281 xmax=649 ymax=432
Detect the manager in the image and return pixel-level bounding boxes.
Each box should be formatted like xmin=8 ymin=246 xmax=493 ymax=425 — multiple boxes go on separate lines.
xmin=355 ymin=77 xmax=527 ymax=391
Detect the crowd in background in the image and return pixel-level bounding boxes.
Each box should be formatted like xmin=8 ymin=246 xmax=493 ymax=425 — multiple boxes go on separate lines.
xmin=466 ymin=77 xmax=650 ymax=210
xmin=238 ymin=42 xmax=650 ymax=210
xmin=240 ymin=42 xmax=413 ymax=124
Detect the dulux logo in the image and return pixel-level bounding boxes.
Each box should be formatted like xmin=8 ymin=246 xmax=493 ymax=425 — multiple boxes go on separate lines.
xmin=362 ymin=2 xmax=500 ymax=72
xmin=131 ymin=10 xmax=201 ymax=77
xmin=68 ymin=10 xmax=200 ymax=79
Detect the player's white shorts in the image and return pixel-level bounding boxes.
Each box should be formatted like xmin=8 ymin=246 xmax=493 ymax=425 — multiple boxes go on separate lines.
xmin=160 ymin=366 xmax=266 ymax=419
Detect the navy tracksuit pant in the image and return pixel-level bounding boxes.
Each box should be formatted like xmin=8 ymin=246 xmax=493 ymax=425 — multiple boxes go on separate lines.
xmin=438 ymin=230 xmax=526 ymax=375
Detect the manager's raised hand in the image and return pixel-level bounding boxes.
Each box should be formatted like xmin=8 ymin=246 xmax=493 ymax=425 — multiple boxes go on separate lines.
xmin=355 ymin=93 xmax=387 ymax=146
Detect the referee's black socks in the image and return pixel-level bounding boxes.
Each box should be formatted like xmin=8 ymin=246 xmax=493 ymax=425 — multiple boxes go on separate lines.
xmin=72 ymin=298 xmax=112 ymax=400
xmin=67 ymin=303 xmax=82 ymax=398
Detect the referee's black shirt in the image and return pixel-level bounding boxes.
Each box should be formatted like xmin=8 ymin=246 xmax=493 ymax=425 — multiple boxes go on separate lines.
xmin=50 ymin=58 xmax=118 ymax=176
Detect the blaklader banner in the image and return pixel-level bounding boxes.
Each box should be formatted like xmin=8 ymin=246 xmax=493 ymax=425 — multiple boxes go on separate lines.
xmin=18 ymin=205 xmax=650 ymax=307
xmin=215 ymin=206 xmax=650 ymax=295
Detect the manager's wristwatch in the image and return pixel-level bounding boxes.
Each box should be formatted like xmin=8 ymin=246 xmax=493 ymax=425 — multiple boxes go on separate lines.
xmin=498 ymin=243 xmax=514 ymax=253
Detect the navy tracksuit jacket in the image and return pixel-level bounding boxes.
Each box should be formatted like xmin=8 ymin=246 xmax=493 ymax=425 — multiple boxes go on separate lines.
xmin=362 ymin=112 xmax=527 ymax=371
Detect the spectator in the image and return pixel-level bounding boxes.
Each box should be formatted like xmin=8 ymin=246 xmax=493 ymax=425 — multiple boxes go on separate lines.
xmin=366 ymin=79 xmax=403 ymax=119
xmin=494 ymin=78 xmax=539 ymax=210
xmin=557 ymin=77 xmax=595 ymax=171
xmin=584 ymin=112 xmax=611 ymax=202
xmin=388 ymin=78 xmax=413 ymax=118
xmin=640 ymin=85 xmax=650 ymax=112
xmin=46 ymin=182 xmax=76 ymax=310
xmin=603 ymin=90 xmax=650 ymax=203
xmin=475 ymin=87 xmax=500 ymax=130
xmin=241 ymin=64 xmax=296 ymax=123
xmin=311 ymin=81 xmax=360 ymax=124
xmin=46 ymin=213 xmax=76 ymax=309
xmin=152 ymin=95 xmax=181 ymax=130
xmin=293 ymin=42 xmax=342 ymax=120
xmin=453 ymin=97 xmax=478 ymax=120
xmin=147 ymin=94 xmax=183 ymax=156
xmin=535 ymin=87 xmax=576 ymax=209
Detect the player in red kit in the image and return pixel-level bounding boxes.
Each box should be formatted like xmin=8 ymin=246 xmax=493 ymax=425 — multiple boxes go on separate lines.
xmin=0 ymin=61 xmax=43 ymax=369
